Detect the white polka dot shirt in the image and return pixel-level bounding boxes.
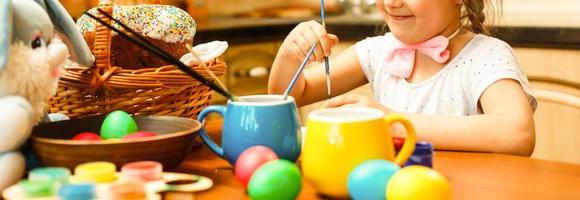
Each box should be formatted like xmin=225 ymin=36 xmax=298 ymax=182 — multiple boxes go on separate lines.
xmin=356 ymin=33 xmax=537 ymax=115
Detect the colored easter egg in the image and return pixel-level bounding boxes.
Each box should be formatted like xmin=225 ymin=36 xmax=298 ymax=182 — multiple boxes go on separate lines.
xmin=235 ymin=146 xmax=279 ymax=188
xmin=72 ymin=132 xmax=101 ymax=141
xmin=387 ymin=166 xmax=451 ymax=200
xmin=100 ymin=110 xmax=138 ymax=139
xmin=122 ymin=131 xmax=158 ymax=140
xmin=248 ymin=160 xmax=301 ymax=200
xmin=347 ymin=160 xmax=400 ymax=200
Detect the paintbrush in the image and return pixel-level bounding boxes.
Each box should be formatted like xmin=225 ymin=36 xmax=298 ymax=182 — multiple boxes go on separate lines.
xmin=321 ymin=0 xmax=332 ymax=100
xmin=84 ymin=9 xmax=238 ymax=101
xmin=282 ymin=43 xmax=318 ymax=100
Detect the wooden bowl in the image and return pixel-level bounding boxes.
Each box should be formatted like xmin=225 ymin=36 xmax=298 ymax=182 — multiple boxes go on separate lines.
xmin=30 ymin=115 xmax=201 ymax=170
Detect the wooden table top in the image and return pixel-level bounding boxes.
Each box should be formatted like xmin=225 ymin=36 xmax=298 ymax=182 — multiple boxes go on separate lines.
xmin=175 ymin=119 xmax=580 ymax=200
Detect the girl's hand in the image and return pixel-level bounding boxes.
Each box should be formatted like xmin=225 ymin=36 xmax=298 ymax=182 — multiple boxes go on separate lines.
xmin=322 ymin=94 xmax=390 ymax=113
xmin=279 ymin=20 xmax=339 ymax=63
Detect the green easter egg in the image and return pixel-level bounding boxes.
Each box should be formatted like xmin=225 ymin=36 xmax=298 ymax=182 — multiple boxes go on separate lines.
xmin=100 ymin=110 xmax=138 ymax=139
xmin=248 ymin=160 xmax=302 ymax=200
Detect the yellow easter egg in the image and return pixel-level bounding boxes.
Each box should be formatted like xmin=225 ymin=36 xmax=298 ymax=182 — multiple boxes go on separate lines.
xmin=386 ymin=166 xmax=451 ymax=200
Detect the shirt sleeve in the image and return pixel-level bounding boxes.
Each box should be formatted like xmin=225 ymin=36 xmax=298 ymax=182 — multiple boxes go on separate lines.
xmin=467 ymin=38 xmax=538 ymax=113
xmin=355 ymin=34 xmax=389 ymax=86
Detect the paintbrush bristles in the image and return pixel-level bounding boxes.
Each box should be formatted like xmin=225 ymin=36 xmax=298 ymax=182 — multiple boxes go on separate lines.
xmin=84 ymin=10 xmax=237 ymax=101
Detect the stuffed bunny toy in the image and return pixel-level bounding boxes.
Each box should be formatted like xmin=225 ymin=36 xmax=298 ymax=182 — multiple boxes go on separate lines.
xmin=0 ymin=0 xmax=93 ymax=191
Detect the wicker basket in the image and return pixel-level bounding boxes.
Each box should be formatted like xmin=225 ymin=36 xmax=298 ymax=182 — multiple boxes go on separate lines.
xmin=48 ymin=0 xmax=225 ymax=122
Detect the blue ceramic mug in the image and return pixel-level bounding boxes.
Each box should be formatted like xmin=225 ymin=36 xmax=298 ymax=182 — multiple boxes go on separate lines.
xmin=197 ymin=95 xmax=302 ymax=165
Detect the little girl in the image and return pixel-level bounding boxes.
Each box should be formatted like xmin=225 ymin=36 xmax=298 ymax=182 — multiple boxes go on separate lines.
xmin=268 ymin=0 xmax=537 ymax=156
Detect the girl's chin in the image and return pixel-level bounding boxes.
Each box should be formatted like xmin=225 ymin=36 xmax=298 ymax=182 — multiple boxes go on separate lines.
xmin=389 ymin=29 xmax=412 ymax=40
xmin=390 ymin=31 xmax=426 ymax=45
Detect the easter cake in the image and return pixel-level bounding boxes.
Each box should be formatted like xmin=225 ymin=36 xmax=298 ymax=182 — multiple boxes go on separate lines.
xmin=77 ymin=4 xmax=196 ymax=69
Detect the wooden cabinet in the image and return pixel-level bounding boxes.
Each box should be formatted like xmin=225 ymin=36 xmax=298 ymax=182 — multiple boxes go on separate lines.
xmin=514 ymin=48 xmax=580 ymax=164
xmin=502 ymin=0 xmax=580 ymax=27
xmin=204 ymin=0 xmax=288 ymax=17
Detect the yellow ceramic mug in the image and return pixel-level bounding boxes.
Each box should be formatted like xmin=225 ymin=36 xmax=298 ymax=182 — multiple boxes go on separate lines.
xmin=302 ymin=107 xmax=416 ymax=198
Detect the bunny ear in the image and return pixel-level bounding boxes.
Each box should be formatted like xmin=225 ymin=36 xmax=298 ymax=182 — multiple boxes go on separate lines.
xmin=42 ymin=0 xmax=94 ymax=67
xmin=0 ymin=0 xmax=12 ymax=74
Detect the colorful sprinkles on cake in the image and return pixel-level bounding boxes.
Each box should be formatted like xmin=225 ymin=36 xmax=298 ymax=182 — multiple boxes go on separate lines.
xmin=77 ymin=5 xmax=195 ymax=43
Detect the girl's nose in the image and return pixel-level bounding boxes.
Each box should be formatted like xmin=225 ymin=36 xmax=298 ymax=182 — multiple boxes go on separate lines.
xmin=384 ymin=0 xmax=404 ymax=7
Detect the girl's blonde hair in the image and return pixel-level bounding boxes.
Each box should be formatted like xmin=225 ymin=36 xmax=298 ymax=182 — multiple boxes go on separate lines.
xmin=462 ymin=0 xmax=502 ymax=35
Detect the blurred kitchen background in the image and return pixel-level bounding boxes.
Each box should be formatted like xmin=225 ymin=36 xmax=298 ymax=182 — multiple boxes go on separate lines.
xmin=59 ymin=0 xmax=579 ymax=164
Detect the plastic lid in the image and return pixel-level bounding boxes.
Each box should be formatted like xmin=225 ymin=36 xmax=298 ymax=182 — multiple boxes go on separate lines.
xmin=413 ymin=141 xmax=434 ymax=155
xmin=58 ymin=183 xmax=96 ymax=200
xmin=19 ymin=179 xmax=54 ymax=197
xmin=121 ymin=161 xmax=163 ymax=182
xmin=74 ymin=161 xmax=117 ymax=183
xmin=29 ymin=167 xmax=71 ymax=184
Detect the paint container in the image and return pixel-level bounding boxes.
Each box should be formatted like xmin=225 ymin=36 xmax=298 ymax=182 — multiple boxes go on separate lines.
xmin=403 ymin=141 xmax=434 ymax=168
xmin=18 ymin=179 xmax=56 ymax=199
xmin=74 ymin=161 xmax=117 ymax=183
xmin=29 ymin=167 xmax=71 ymax=185
xmin=120 ymin=161 xmax=163 ymax=182
xmin=58 ymin=183 xmax=96 ymax=200
xmin=109 ymin=180 xmax=148 ymax=200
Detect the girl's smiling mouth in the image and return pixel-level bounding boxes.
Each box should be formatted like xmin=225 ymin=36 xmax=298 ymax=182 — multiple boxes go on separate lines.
xmin=388 ymin=14 xmax=414 ymax=21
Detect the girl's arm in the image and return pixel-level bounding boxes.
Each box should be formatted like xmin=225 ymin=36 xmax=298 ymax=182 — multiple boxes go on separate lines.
xmin=326 ymin=79 xmax=535 ymax=156
xmin=407 ymin=79 xmax=535 ymax=156
xmin=268 ymin=21 xmax=367 ymax=106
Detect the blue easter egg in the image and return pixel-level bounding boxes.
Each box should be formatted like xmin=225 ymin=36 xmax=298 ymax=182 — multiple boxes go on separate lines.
xmin=347 ymin=160 xmax=400 ymax=200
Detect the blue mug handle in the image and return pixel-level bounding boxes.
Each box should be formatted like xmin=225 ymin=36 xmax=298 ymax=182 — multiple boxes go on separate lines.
xmin=197 ymin=105 xmax=227 ymax=158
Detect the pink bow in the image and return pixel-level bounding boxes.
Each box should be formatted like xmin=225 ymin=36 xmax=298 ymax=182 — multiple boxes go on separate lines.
xmin=385 ymin=35 xmax=451 ymax=78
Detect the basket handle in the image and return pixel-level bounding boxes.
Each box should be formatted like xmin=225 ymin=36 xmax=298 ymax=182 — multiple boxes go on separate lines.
xmin=89 ymin=0 xmax=118 ymax=90
xmin=93 ymin=0 xmax=113 ymax=72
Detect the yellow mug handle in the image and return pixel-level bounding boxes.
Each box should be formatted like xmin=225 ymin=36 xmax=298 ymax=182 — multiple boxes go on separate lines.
xmin=384 ymin=114 xmax=417 ymax=166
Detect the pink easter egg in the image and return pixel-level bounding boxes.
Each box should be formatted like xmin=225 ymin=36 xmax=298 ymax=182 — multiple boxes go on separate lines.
xmin=122 ymin=131 xmax=158 ymax=140
xmin=235 ymin=146 xmax=279 ymax=188
xmin=72 ymin=132 xmax=102 ymax=141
